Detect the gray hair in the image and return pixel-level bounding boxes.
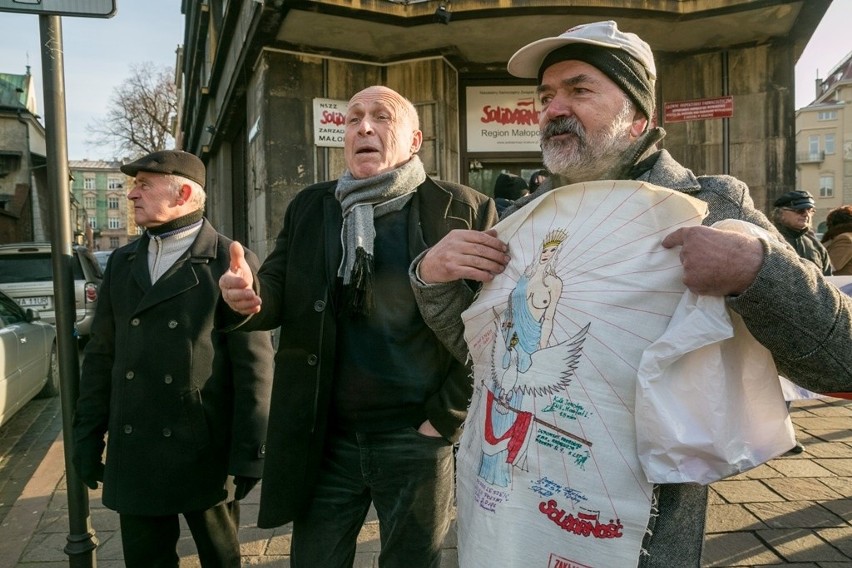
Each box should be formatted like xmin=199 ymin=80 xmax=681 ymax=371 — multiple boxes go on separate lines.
xmin=166 ymin=174 xmax=207 ymax=209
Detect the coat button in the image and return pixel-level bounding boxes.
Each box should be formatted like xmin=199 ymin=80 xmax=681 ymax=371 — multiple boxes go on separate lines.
xmin=123 ymin=424 xmax=133 ymax=434
xmin=307 ymin=354 xmax=318 ymax=366
xmin=168 ymin=320 xmax=178 ymax=329
xmin=313 ymin=300 xmax=326 ymax=312
xmin=258 ymin=443 xmax=266 ymax=458
xmin=130 ymin=318 xmax=140 ymax=326
xmin=164 ymin=374 xmax=173 ymax=384
xmin=162 ymin=428 xmax=172 ymax=438
xmin=125 ymin=371 xmax=135 ymax=380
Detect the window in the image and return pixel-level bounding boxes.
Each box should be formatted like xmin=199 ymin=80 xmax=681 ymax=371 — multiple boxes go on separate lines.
xmin=84 ymin=195 xmax=96 ymax=210
xmin=109 ymin=237 xmax=119 ymax=248
xmin=108 ymin=177 xmax=123 ymax=189
xmin=820 ymin=175 xmax=834 ymax=198
xmin=818 ymin=110 xmax=837 ymax=121
xmin=88 ymin=217 xmax=97 ymax=230
xmin=108 ymin=196 xmax=120 ymax=209
xmin=808 ymin=135 xmax=819 ymax=157
xmin=83 ymin=176 xmax=96 ymax=190
xmin=108 ymin=218 xmax=121 ymax=229
xmin=825 ymin=134 xmax=836 ymax=155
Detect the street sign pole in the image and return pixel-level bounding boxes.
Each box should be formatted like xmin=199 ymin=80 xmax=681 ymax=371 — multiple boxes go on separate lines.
xmin=38 ymin=15 xmax=98 ymax=568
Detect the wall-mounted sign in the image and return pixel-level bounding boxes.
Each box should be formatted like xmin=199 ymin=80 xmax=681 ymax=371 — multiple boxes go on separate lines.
xmin=664 ymin=96 xmax=734 ymax=123
xmin=466 ymin=86 xmax=540 ymax=152
xmin=0 ymin=0 xmax=116 ymax=17
xmin=312 ymin=98 xmax=347 ymax=148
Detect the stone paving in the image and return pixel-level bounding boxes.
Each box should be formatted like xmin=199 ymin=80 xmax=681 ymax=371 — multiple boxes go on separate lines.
xmin=3 ymin=397 xmax=852 ymax=566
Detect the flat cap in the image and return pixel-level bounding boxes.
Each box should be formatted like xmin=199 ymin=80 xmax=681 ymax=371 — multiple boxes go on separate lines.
xmin=773 ymin=190 xmax=815 ymax=210
xmin=121 ymin=150 xmax=206 ymax=186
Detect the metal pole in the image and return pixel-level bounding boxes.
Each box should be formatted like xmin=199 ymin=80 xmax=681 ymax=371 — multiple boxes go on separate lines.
xmin=38 ymin=14 xmax=98 ymax=568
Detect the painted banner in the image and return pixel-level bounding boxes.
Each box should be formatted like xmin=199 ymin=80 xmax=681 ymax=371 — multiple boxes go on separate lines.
xmin=457 ymin=180 xmax=707 ymax=567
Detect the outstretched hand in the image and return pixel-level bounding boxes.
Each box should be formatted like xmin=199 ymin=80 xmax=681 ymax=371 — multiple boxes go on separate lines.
xmin=219 ymin=241 xmax=262 ymax=315
xmin=418 ymin=229 xmax=509 ymax=284
xmin=662 ymin=226 xmax=764 ymax=296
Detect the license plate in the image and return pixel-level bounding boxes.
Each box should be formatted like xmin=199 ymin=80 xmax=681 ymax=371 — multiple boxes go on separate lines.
xmin=18 ymin=296 xmax=50 ymax=307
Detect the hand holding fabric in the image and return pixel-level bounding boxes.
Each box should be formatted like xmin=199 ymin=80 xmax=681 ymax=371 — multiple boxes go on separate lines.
xmin=418 ymin=229 xmax=509 ymax=284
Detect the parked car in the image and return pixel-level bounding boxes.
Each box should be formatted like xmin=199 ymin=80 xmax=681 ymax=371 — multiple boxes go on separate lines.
xmin=93 ymin=250 xmax=113 ymax=272
xmin=0 ymin=289 xmax=58 ymax=427
xmin=0 ymin=243 xmax=103 ymax=344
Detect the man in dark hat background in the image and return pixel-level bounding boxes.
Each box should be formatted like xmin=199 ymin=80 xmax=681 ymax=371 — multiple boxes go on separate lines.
xmin=410 ymin=20 xmax=852 ymax=568
xmin=72 ymin=150 xmax=274 ymax=567
xmin=493 ymin=172 xmax=529 ymax=215
xmin=771 ymin=189 xmax=832 ymax=276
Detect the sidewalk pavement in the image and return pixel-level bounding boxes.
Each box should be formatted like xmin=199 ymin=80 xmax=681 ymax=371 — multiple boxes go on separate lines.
xmin=3 ymin=397 xmax=852 ymax=567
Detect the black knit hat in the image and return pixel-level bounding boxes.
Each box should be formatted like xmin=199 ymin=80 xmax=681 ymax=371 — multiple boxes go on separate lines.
xmin=121 ymin=150 xmax=206 ymax=186
xmin=538 ymin=43 xmax=656 ymax=121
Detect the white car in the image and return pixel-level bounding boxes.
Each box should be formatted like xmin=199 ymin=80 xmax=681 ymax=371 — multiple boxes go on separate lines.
xmin=0 ymin=289 xmax=58 ymax=427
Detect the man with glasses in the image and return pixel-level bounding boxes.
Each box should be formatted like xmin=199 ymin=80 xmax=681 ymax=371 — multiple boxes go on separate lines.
xmin=771 ymin=190 xmax=832 ymax=276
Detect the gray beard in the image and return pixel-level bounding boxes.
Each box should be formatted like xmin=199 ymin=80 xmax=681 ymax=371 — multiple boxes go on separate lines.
xmin=540 ymin=108 xmax=635 ymax=184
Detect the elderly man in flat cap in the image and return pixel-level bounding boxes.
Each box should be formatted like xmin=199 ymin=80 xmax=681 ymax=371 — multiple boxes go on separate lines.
xmin=771 ymin=189 xmax=832 ymax=276
xmin=72 ymin=150 xmax=274 ymax=567
xmin=410 ymin=20 xmax=852 ymax=568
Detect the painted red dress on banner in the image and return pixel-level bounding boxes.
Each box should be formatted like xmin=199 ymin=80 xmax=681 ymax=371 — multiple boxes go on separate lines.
xmin=457 ymin=180 xmax=707 ymax=567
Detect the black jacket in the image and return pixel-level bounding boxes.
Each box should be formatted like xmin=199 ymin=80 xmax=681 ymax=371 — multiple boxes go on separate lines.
xmin=227 ymin=176 xmax=496 ymax=528
xmin=73 ymin=220 xmax=274 ymax=515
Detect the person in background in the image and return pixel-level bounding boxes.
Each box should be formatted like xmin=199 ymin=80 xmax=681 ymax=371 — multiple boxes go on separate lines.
xmin=771 ymin=190 xmax=832 ymax=276
xmin=822 ymin=205 xmax=852 ymax=275
xmin=410 ymin=20 xmax=852 ymax=568
xmin=72 ymin=150 xmax=274 ymax=568
xmin=528 ymin=168 xmax=549 ymax=193
xmin=493 ymin=172 xmax=529 ymax=216
xmin=218 ymin=85 xmax=496 ymax=567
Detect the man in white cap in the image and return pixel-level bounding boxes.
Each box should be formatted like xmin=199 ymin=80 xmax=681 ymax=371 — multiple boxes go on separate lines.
xmin=410 ymin=21 xmax=852 ymax=567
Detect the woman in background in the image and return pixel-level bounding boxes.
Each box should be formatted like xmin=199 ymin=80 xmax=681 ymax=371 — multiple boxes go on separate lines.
xmin=822 ymin=205 xmax=852 ymax=275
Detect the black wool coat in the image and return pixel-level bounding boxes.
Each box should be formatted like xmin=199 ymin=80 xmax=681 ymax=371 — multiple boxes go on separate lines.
xmin=73 ymin=220 xmax=275 ymax=516
xmin=226 ymin=177 xmax=497 ymax=528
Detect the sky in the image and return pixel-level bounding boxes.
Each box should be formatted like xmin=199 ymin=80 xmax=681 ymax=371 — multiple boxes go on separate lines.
xmin=0 ymin=0 xmax=184 ymax=160
xmin=0 ymin=2 xmax=850 ymax=161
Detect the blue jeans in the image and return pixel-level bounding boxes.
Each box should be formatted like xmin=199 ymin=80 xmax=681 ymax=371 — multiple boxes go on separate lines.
xmin=291 ymin=426 xmax=454 ymax=568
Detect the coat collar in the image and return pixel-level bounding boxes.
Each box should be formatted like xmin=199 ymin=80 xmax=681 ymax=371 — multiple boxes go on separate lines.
xmin=125 ymin=219 xmax=219 ymax=314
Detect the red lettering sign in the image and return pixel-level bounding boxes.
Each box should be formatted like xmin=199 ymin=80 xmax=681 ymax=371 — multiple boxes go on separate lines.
xmin=480 ymin=98 xmax=540 ymax=125
xmin=320 ymin=110 xmax=346 ymax=126
xmin=664 ymin=96 xmax=734 ymax=123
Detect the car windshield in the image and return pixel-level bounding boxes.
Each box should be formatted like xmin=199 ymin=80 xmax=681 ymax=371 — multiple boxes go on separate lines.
xmin=0 ymin=253 xmax=85 ymax=282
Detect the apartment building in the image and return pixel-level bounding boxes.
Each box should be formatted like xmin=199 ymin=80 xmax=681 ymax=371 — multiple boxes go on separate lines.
xmin=69 ymin=160 xmax=137 ymax=251
xmin=796 ymin=51 xmax=852 ymax=235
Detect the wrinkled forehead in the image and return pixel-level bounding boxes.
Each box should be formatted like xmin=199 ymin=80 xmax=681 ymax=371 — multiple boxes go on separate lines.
xmin=346 ymin=87 xmax=417 ymax=125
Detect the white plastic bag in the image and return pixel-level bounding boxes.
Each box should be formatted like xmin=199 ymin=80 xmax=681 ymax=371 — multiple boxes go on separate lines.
xmin=635 ymin=291 xmax=796 ymax=485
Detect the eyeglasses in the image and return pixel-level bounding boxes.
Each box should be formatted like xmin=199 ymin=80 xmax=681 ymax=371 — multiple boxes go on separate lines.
xmin=783 ymin=207 xmax=814 ymax=215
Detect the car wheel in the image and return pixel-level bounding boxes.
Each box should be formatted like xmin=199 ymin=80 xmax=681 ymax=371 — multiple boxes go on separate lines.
xmin=37 ymin=342 xmax=60 ymax=398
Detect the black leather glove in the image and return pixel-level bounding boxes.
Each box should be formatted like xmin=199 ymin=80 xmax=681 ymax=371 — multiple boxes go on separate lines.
xmin=234 ymin=476 xmax=259 ymax=500
xmin=73 ymin=454 xmax=104 ymax=490
xmin=72 ymin=440 xmax=105 ymax=490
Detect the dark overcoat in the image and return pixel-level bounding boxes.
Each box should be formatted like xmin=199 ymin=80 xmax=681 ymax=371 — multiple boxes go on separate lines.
xmin=73 ymin=220 xmax=274 ymax=516
xmin=226 ymin=177 xmax=497 ymax=528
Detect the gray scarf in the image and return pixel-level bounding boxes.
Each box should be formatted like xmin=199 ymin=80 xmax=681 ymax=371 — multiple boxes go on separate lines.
xmin=335 ymin=155 xmax=426 ymax=314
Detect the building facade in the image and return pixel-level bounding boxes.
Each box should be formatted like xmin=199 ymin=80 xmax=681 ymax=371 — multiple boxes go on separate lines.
xmin=69 ymin=160 xmax=137 ymax=251
xmin=0 ymin=66 xmax=49 ymax=243
xmin=796 ymin=50 xmax=852 ymax=235
xmin=177 ymin=0 xmax=831 ymax=258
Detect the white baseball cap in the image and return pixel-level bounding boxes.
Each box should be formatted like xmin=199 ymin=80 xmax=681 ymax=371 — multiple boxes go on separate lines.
xmin=507 ymin=20 xmax=657 ymax=82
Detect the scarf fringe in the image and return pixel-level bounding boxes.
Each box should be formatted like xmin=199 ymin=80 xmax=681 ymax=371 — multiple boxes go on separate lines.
xmin=348 ymin=247 xmax=374 ymax=315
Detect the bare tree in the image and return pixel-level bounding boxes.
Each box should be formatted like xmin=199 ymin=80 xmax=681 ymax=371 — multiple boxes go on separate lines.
xmin=87 ymin=62 xmax=177 ymax=157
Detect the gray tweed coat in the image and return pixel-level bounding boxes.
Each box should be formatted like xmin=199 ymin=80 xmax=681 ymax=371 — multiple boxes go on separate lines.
xmin=410 ymin=145 xmax=852 ymax=568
